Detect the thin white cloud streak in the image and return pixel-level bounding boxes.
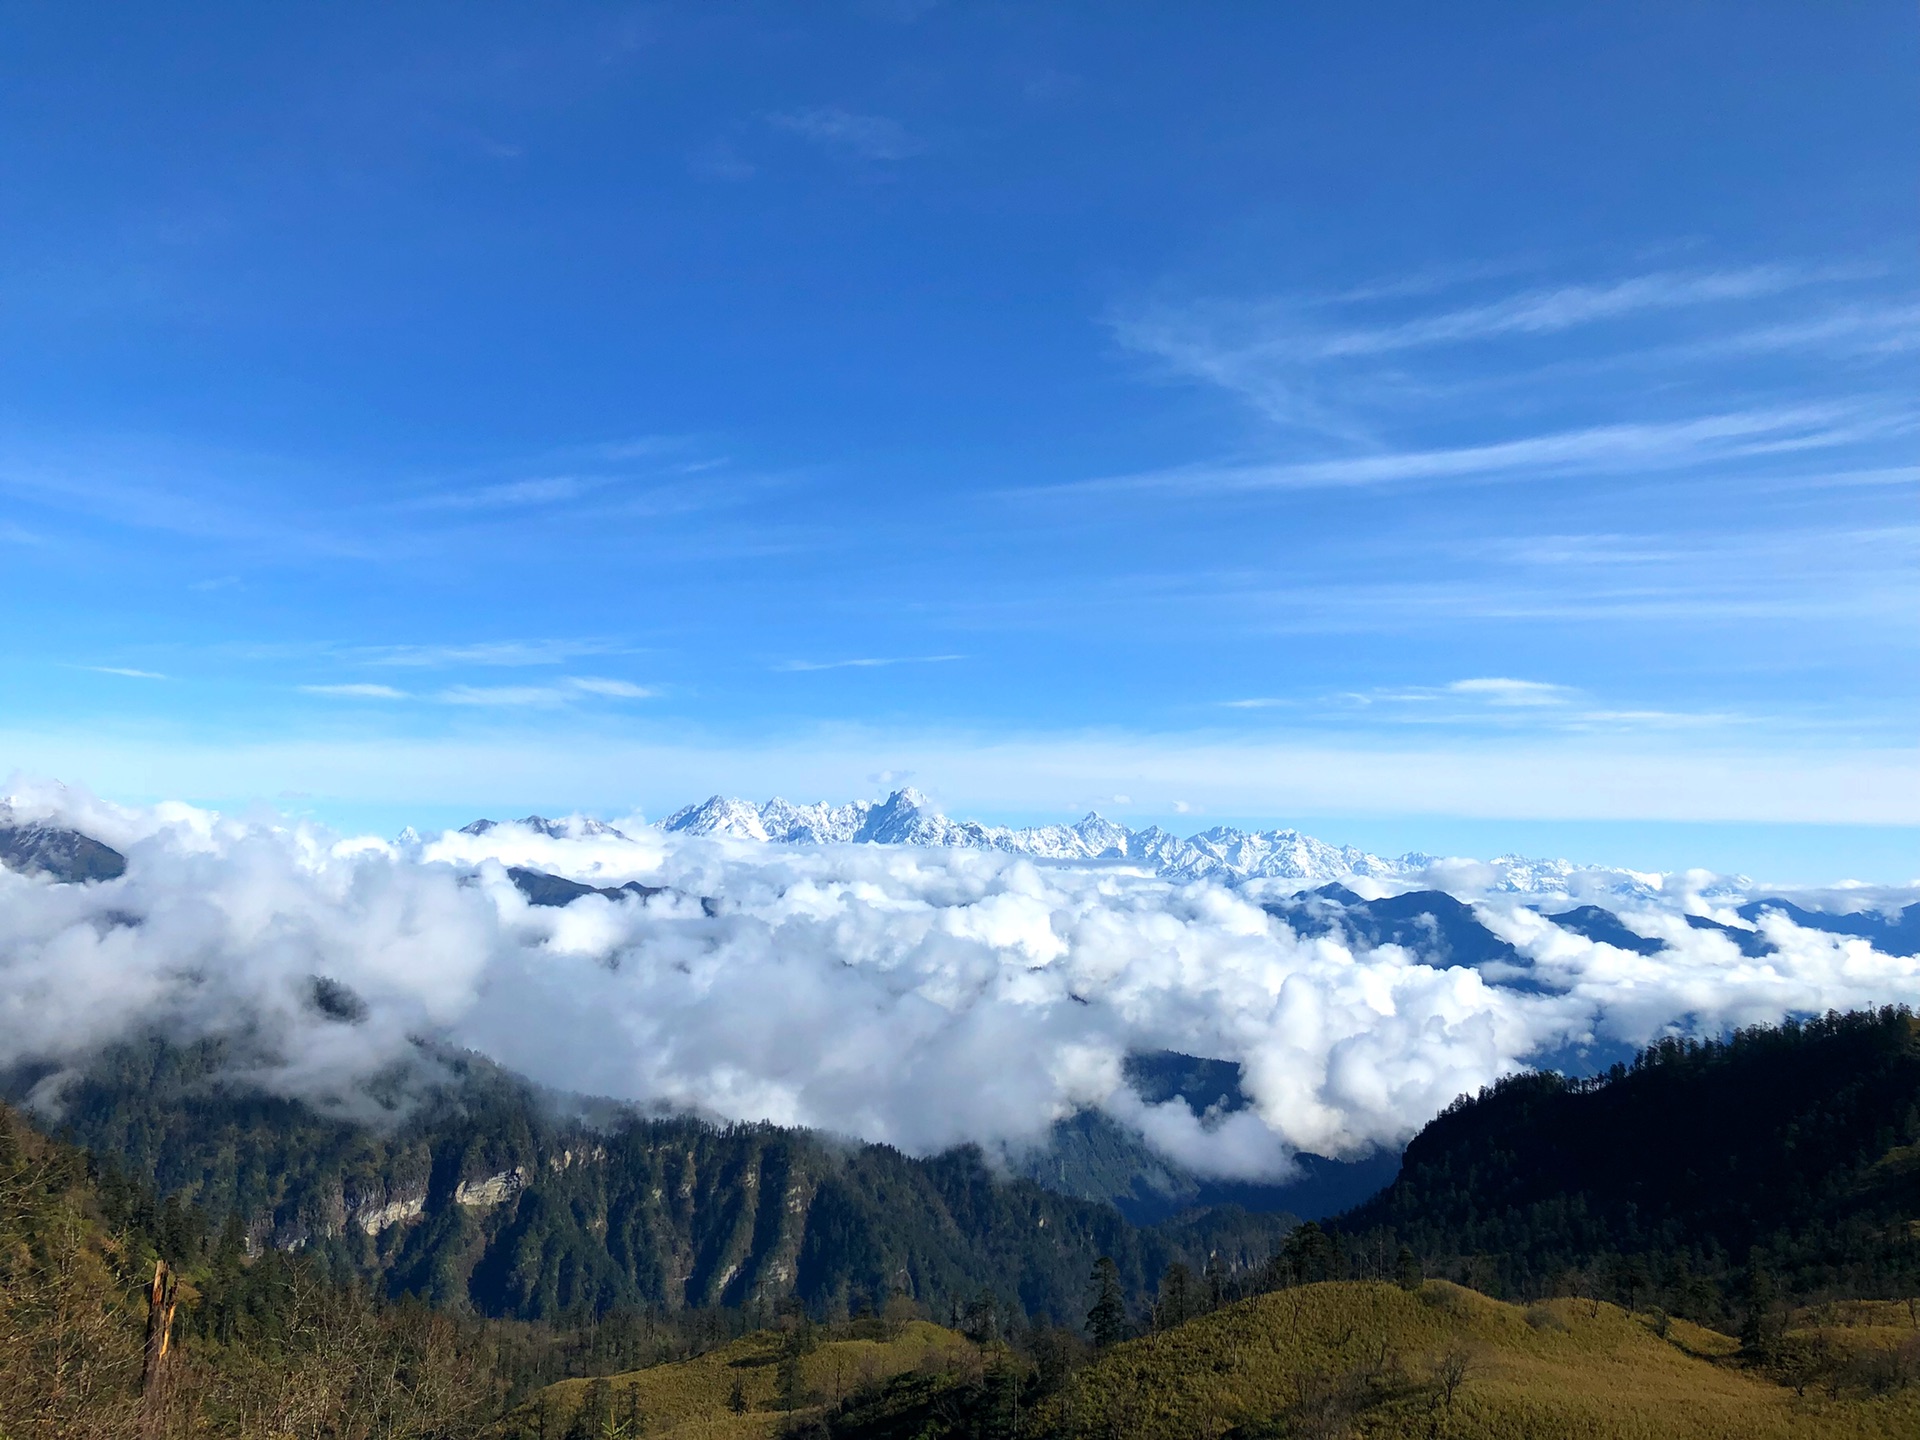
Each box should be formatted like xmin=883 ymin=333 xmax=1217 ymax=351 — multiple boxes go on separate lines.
xmin=359 ymin=640 xmax=622 ymax=668
xmin=77 ymin=666 xmax=170 ymax=680
xmin=436 ymin=685 xmax=568 ymax=707
xmin=1357 ymin=680 xmax=1577 ymax=709
xmin=1 ymin=788 xmax=1915 ymax=1179
xmin=4 ymin=727 xmax=1917 ymax=831
xmin=1107 ymin=263 xmax=1914 ymax=444
xmin=1309 ymin=267 xmax=1835 ymax=357
xmin=1445 ymin=678 xmax=1574 ymax=707
xmin=1055 ymin=405 xmax=1904 ymax=497
xmin=301 ymin=684 xmax=408 ymax=700
xmin=769 ymin=106 xmax=924 ymax=160
xmin=1116 ymin=266 xmax=1878 ymax=378
xmin=1222 ymin=685 xmax=1744 ymax=735
xmin=402 ymin=476 xmax=590 ymax=511
xmin=1655 ymin=302 xmax=1920 ymax=364
xmin=1218 ymin=576 xmax=1919 ymax=632
xmin=566 ymin=677 xmax=657 ymax=698
xmin=904 ymin=519 xmax=1919 ymax=638
xmin=1762 ymin=466 xmax=1918 ymax=491
xmin=777 ymin=655 xmax=967 ymax=672
xmin=437 ymin=677 xmax=657 ymax=707
xmin=0 ymin=438 xmax=393 ymax=559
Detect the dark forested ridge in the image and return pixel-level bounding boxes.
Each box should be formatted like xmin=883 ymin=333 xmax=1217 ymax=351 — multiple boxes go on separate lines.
xmin=12 ymin=1036 xmax=1292 ymax=1326
xmin=1338 ymin=1006 xmax=1920 ymax=1313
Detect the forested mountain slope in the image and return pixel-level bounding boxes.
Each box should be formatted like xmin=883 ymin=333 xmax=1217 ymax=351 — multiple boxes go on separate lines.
xmin=1340 ymin=1006 xmax=1920 ymax=1304
xmin=15 ymin=1036 xmax=1292 ymax=1325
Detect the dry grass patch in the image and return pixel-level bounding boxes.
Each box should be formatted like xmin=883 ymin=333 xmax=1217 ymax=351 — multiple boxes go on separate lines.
xmin=497 ymin=1320 xmax=979 ymax=1440
xmin=1030 ymin=1281 xmax=1920 ymax=1440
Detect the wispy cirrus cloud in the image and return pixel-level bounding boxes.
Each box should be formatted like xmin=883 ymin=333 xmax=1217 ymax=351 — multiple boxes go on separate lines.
xmin=1224 ymin=679 xmax=1745 ymax=735
xmin=359 ymin=639 xmax=624 ymax=669
xmin=1115 ymin=265 xmax=1875 ymax=383
xmin=769 ymin=106 xmax=924 ymax=161
xmin=565 ymin=677 xmax=656 ymax=698
xmin=1305 ymin=266 xmax=1838 ymax=357
xmin=77 ymin=665 xmax=169 ymax=680
xmin=1315 ymin=678 xmax=1580 ymax=712
xmin=1446 ymin=677 xmax=1575 ymax=707
xmin=298 ymin=675 xmax=654 ymax=706
xmin=402 ymin=476 xmax=590 ymax=512
xmin=1049 ymin=403 xmax=1903 ymax=497
xmin=1106 ymin=262 xmax=1915 ymax=446
xmin=437 ymin=676 xmax=657 ymax=707
xmin=776 ymin=654 xmax=966 ymax=672
xmin=437 ymin=685 xmax=571 ymax=707
xmin=1652 ymin=301 xmax=1920 ymax=364
xmin=300 ymin=683 xmax=407 ymax=699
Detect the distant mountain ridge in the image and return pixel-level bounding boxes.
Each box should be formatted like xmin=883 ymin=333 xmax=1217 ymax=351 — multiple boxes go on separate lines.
xmin=659 ymin=787 xmax=1583 ymax=891
xmin=658 ymin=787 xmax=1411 ymax=883
xmin=462 ymin=814 xmax=630 ymax=841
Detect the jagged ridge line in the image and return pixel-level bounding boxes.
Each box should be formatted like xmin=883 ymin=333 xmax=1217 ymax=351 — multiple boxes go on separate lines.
xmin=652 ymin=787 xmax=1581 ymax=890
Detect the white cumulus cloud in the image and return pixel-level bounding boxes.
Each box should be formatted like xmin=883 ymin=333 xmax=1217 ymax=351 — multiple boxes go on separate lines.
xmin=1 ymin=782 xmax=1915 ymax=1183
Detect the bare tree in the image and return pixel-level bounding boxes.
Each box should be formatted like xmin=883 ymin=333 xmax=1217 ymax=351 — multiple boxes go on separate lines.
xmin=1426 ymin=1345 xmax=1475 ymax=1436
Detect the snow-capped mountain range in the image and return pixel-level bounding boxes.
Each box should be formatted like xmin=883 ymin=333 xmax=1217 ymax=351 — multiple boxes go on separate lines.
xmin=658 ymin=787 xmax=1587 ymax=892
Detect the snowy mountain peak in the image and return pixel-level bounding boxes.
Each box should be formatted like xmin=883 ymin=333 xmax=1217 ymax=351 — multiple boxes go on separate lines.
xmin=652 ymin=788 xmax=1438 ymax=888
xmin=457 ymin=790 xmax=1603 ymax=896
xmin=1069 ymin=812 xmax=1133 ymax=855
xmin=459 ymin=814 xmax=631 ymax=841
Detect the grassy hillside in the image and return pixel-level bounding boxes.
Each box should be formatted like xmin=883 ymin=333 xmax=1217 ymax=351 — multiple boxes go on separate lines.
xmin=1027 ymin=1280 xmax=1920 ymax=1440
xmin=495 ymin=1320 xmax=983 ymax=1440
xmin=0 ymin=1097 xmax=514 ymax=1439
xmin=505 ymin=1281 xmax=1920 ymax=1440
xmin=0 ymin=1099 xmax=145 ymax=1434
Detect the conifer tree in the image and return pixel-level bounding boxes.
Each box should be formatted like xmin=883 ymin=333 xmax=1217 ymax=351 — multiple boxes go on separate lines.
xmin=1086 ymin=1256 xmax=1127 ymax=1349
xmin=1204 ymin=1251 xmax=1229 ymax=1311
xmin=1156 ymin=1262 xmax=1193 ymax=1330
xmin=1396 ymin=1245 xmax=1422 ymax=1291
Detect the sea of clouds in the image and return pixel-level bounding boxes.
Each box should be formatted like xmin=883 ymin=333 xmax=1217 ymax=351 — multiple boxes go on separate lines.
xmin=3 ymin=779 xmax=1917 ymax=1181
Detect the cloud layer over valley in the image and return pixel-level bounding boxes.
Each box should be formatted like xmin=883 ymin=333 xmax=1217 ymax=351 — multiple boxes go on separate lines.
xmin=3 ymin=780 xmax=1916 ymax=1185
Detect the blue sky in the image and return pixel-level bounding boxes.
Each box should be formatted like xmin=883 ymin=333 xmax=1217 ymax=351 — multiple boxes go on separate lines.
xmin=0 ymin=3 xmax=1915 ymax=881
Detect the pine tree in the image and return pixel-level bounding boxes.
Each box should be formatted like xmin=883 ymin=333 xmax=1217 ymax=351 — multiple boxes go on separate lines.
xmin=566 ymin=1378 xmax=614 ymax=1440
xmin=777 ymin=1350 xmax=803 ymax=1413
xmin=1156 ymin=1262 xmax=1193 ymax=1330
xmin=1203 ymin=1251 xmax=1229 ymax=1311
xmin=1740 ymin=1256 xmax=1783 ymax=1361
xmin=1086 ymin=1256 xmax=1127 ymax=1349
xmin=777 ymin=1322 xmax=815 ymax=1412
xmin=1395 ymin=1245 xmax=1422 ymax=1291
